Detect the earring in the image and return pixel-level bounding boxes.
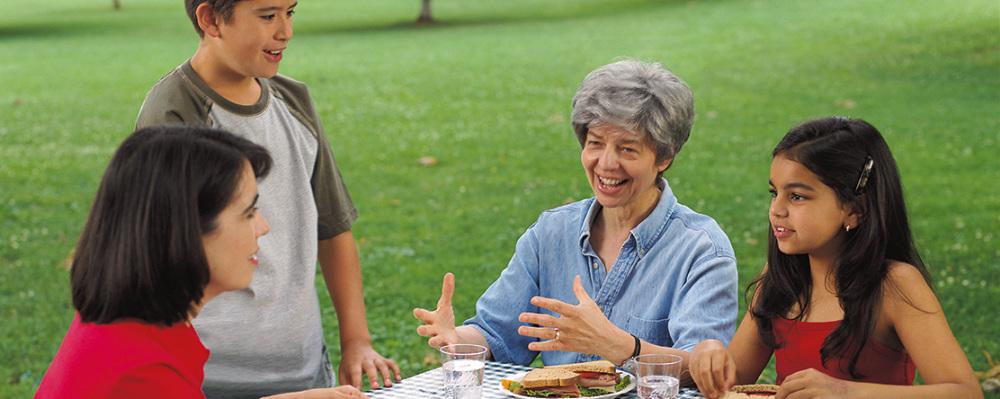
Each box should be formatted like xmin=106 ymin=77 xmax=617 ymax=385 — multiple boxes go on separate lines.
xmin=845 ymin=225 xmax=851 ymax=232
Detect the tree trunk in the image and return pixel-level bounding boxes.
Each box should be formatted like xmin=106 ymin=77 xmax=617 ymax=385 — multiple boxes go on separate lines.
xmin=113 ymin=0 xmax=121 ymax=10
xmin=416 ymin=0 xmax=433 ymax=24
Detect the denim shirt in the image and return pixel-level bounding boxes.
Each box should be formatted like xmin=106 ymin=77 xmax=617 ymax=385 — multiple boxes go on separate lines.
xmin=465 ymin=178 xmax=738 ymax=366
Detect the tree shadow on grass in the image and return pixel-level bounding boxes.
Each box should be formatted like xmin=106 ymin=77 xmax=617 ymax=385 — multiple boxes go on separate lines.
xmin=0 ymin=21 xmax=101 ymax=38
xmin=2 ymin=0 xmax=690 ymax=38
xmin=0 ymin=4 xmax=180 ymax=39
xmin=295 ymin=0 xmax=687 ymax=35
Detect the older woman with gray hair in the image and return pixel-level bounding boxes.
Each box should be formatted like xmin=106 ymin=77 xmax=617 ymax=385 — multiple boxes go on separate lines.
xmin=415 ymin=60 xmax=737 ymax=373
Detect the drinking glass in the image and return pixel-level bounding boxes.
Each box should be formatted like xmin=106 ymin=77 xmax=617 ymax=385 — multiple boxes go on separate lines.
xmin=635 ymin=353 xmax=683 ymax=399
xmin=439 ymin=344 xmax=487 ymax=399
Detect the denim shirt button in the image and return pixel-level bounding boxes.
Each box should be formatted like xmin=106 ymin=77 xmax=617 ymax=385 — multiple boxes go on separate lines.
xmin=639 ymin=248 xmax=645 ymax=256
xmin=592 ymin=262 xmax=599 ymax=269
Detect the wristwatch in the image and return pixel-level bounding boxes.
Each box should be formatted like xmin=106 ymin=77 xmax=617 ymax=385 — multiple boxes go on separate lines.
xmin=620 ymin=333 xmax=641 ymax=372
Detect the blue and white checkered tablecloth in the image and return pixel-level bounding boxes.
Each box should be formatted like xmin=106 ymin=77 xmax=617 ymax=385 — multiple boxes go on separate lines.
xmin=365 ymin=361 xmax=703 ymax=398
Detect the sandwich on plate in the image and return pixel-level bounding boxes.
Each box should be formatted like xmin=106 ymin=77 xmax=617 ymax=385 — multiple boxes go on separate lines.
xmin=506 ymin=367 xmax=583 ymax=397
xmin=544 ymin=360 xmax=622 ymax=395
xmin=501 ymin=360 xmax=631 ymax=397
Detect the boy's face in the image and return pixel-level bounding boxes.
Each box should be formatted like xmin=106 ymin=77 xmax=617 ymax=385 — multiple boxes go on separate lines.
xmin=215 ymin=0 xmax=297 ymax=80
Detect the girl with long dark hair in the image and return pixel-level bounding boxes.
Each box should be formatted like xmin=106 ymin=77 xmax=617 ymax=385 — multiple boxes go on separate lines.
xmin=689 ymin=117 xmax=981 ymax=399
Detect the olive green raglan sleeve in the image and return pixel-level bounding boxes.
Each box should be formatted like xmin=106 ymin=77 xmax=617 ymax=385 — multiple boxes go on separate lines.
xmin=135 ymin=60 xmax=213 ymax=130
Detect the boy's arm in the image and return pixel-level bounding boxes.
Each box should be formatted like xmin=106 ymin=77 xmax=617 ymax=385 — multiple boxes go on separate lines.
xmin=317 ymin=230 xmax=402 ymax=390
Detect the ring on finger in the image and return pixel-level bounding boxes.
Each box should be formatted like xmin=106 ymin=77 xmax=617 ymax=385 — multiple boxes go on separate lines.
xmin=554 ymin=328 xmax=560 ymax=341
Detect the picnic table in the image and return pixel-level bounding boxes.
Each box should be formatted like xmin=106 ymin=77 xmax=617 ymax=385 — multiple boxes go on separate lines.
xmin=365 ymin=361 xmax=704 ymax=398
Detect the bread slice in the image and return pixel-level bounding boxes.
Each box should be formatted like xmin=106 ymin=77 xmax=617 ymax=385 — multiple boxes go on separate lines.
xmin=731 ymin=384 xmax=778 ymax=394
xmin=520 ymin=368 xmax=581 ymax=389
xmin=544 ymin=360 xmax=617 ymax=374
xmin=718 ymin=384 xmax=779 ymax=399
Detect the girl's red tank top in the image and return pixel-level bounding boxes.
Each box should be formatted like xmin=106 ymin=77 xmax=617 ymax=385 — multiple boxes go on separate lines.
xmin=773 ymin=317 xmax=915 ymax=385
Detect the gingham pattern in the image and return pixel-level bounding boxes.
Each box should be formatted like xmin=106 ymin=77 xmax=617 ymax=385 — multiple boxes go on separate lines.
xmin=365 ymin=361 xmax=703 ymax=398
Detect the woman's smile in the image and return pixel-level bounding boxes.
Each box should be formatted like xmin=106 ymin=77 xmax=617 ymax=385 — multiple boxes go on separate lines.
xmin=597 ymin=175 xmax=628 ymax=191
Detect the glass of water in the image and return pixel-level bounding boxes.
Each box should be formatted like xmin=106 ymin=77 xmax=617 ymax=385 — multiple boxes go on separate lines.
xmin=439 ymin=344 xmax=487 ymax=399
xmin=635 ymin=353 xmax=683 ymax=399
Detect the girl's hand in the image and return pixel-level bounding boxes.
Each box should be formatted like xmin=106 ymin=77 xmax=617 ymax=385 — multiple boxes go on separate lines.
xmin=262 ymin=385 xmax=369 ymax=398
xmin=516 ymin=276 xmax=623 ymax=359
xmin=326 ymin=385 xmax=370 ymax=399
xmin=414 ymin=273 xmax=460 ymax=348
xmin=689 ymin=339 xmax=738 ymax=399
xmin=776 ymin=368 xmax=851 ymax=399
xmin=322 ymin=386 xmax=369 ymax=399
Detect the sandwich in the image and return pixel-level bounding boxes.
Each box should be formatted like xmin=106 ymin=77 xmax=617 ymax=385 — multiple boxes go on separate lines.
xmin=504 ymin=367 xmax=583 ymax=397
xmin=718 ymin=384 xmax=779 ymax=398
xmin=501 ymin=360 xmax=630 ymax=397
xmin=544 ymin=360 xmax=622 ymax=395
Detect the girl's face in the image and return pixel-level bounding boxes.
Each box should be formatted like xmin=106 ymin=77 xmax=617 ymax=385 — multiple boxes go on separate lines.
xmin=202 ymin=162 xmax=270 ymax=299
xmin=769 ymin=155 xmax=859 ymax=261
xmin=581 ymin=125 xmax=671 ymax=214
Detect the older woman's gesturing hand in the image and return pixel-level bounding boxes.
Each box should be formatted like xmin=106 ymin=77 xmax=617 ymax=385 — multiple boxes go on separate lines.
xmin=413 ymin=273 xmax=460 ymax=348
xmin=516 ymin=275 xmax=629 ymax=360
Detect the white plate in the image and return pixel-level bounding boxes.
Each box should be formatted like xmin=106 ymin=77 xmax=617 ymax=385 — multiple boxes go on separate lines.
xmin=496 ymin=370 xmax=636 ymax=398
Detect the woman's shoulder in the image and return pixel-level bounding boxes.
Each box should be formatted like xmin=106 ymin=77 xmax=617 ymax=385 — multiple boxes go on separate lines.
xmin=534 ymin=197 xmax=594 ymax=225
xmin=663 ymin=202 xmax=734 ymax=257
xmin=66 ymin=318 xmax=191 ymax=356
xmin=40 ymin=319 xmax=189 ymax=396
xmin=670 ymin=201 xmax=720 ymax=226
xmin=512 ymin=199 xmax=593 ymax=246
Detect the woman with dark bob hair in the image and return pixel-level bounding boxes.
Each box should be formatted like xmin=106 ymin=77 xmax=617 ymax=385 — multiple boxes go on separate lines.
xmin=415 ymin=59 xmax=738 ymax=379
xmin=36 ymin=126 xmax=367 ymax=398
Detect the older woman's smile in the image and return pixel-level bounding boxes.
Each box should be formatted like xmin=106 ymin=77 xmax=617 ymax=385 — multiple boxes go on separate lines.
xmin=598 ymin=176 xmax=627 ymax=190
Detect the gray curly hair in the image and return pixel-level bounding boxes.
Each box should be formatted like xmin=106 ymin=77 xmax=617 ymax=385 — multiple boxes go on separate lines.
xmin=571 ymin=60 xmax=694 ymax=174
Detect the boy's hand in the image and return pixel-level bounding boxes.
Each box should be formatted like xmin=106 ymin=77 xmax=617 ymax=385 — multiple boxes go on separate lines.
xmin=413 ymin=273 xmax=460 ymax=348
xmin=338 ymin=342 xmax=401 ymax=390
xmin=690 ymin=339 xmax=737 ymax=399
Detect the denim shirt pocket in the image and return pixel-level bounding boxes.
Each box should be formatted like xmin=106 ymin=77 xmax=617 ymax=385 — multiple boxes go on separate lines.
xmin=624 ymin=314 xmax=672 ymax=346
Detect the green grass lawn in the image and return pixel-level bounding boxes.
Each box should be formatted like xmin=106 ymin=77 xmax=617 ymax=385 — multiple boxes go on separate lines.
xmin=1 ymin=0 xmax=997 ymax=396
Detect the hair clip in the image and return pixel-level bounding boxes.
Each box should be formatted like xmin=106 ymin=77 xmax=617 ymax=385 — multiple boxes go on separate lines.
xmin=854 ymin=156 xmax=874 ymax=195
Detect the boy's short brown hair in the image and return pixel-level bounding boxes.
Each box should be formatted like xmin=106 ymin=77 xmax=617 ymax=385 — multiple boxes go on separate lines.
xmin=185 ymin=0 xmax=242 ymax=37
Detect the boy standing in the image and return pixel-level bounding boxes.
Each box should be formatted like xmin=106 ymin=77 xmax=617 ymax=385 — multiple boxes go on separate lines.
xmin=136 ymin=1 xmax=400 ymax=397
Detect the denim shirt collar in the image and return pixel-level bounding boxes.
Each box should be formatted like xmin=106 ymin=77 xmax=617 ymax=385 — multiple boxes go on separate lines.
xmin=578 ymin=177 xmax=677 ymax=259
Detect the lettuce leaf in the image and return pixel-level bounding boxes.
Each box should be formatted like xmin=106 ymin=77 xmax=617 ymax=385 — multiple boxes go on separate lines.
xmin=578 ymin=386 xmax=611 ymax=396
xmin=614 ymin=375 xmax=631 ymax=391
xmin=507 ymin=382 xmax=565 ymax=397
xmin=522 ymin=389 xmax=565 ymax=397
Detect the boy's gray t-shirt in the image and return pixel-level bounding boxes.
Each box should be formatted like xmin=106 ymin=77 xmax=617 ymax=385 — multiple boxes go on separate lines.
xmin=136 ymin=60 xmax=358 ymax=397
